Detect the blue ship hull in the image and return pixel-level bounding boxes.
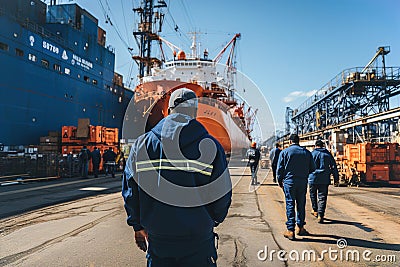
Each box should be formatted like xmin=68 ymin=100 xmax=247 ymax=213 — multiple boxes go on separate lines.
xmin=0 ymin=0 xmax=133 ymax=145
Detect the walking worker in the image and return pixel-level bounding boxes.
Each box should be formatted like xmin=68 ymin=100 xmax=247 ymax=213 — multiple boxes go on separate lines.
xmin=122 ymin=88 xmax=232 ymax=266
xmin=79 ymin=145 xmax=91 ymax=178
xmin=246 ymin=142 xmax=261 ymax=185
xmin=308 ymin=140 xmax=339 ymax=223
xmin=269 ymin=142 xmax=282 ymax=183
xmin=103 ymin=147 xmax=117 ymax=177
xmin=91 ymin=147 xmax=101 ymax=178
xmin=277 ymin=134 xmax=315 ymax=240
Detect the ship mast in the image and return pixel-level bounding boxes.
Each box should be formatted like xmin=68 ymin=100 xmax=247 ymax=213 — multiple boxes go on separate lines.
xmin=188 ymin=32 xmax=199 ymax=59
xmin=132 ymin=0 xmax=167 ymax=79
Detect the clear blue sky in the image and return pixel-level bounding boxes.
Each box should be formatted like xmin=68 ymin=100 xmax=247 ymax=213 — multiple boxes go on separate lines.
xmin=54 ymin=0 xmax=400 ymax=134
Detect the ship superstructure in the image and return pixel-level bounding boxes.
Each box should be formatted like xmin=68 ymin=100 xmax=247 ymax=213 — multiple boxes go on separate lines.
xmin=123 ymin=0 xmax=252 ymax=155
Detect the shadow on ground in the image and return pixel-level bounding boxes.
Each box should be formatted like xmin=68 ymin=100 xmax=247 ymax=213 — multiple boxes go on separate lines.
xmin=300 ymin=233 xmax=400 ymax=252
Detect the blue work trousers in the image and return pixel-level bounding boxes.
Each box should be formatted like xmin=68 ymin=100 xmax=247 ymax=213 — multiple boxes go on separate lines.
xmin=146 ymin=237 xmax=217 ymax=267
xmin=81 ymin=162 xmax=89 ymax=178
xmin=283 ymin=181 xmax=307 ymax=231
xmin=250 ymin=163 xmax=258 ymax=184
xmin=309 ymin=184 xmax=329 ymax=217
xmin=271 ymin=164 xmax=277 ymax=182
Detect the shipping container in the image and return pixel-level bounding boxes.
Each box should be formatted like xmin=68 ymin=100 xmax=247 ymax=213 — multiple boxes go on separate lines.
xmin=339 ymin=142 xmax=400 ymax=185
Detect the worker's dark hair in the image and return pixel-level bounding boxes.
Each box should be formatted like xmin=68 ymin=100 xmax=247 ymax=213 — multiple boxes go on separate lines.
xmin=275 ymin=143 xmax=281 ymax=148
xmin=315 ymin=140 xmax=324 ymax=147
xmin=289 ymin=134 xmax=300 ymax=144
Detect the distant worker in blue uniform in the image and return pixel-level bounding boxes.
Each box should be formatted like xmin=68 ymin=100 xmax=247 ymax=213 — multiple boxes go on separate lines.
xmin=308 ymin=140 xmax=339 ymax=223
xmin=269 ymin=142 xmax=282 ymax=183
xmin=122 ymin=88 xmax=232 ymax=267
xmin=91 ymin=146 xmax=101 ymax=178
xmin=79 ymin=145 xmax=91 ymax=178
xmin=246 ymin=142 xmax=261 ymax=185
xmin=103 ymin=147 xmax=117 ymax=177
xmin=277 ymin=134 xmax=315 ymax=240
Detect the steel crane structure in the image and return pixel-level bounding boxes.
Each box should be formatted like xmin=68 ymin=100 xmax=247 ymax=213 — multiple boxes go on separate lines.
xmin=132 ymin=0 xmax=167 ymax=79
xmin=290 ymin=46 xmax=400 ymax=144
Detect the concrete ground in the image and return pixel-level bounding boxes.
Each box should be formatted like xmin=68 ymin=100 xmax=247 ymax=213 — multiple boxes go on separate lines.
xmin=217 ymin=165 xmax=400 ymax=267
xmin=1 ymin=165 xmax=399 ymax=266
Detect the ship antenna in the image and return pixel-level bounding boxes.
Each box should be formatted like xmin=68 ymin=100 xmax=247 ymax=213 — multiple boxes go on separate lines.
xmin=132 ymin=0 xmax=167 ymax=79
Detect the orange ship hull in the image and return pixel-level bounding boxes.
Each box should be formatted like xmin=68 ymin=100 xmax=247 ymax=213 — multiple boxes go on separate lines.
xmin=125 ymin=80 xmax=249 ymax=155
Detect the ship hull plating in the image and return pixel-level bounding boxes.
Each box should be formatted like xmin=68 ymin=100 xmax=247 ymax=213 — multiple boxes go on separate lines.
xmin=0 ymin=1 xmax=133 ymax=145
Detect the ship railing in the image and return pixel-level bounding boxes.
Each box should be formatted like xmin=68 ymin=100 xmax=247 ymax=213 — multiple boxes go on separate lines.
xmin=295 ymin=66 xmax=400 ymax=116
xmin=1 ymin=9 xmax=75 ymax=51
xmin=24 ymin=20 xmax=68 ymax=47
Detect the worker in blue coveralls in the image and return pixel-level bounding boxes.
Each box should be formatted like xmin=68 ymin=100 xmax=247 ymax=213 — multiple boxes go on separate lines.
xmin=79 ymin=145 xmax=91 ymax=178
xmin=122 ymin=88 xmax=232 ymax=267
xmin=277 ymin=134 xmax=315 ymax=241
xmin=91 ymin=146 xmax=101 ymax=178
xmin=269 ymin=142 xmax=282 ymax=183
xmin=308 ymin=140 xmax=339 ymax=224
xmin=246 ymin=141 xmax=261 ymax=185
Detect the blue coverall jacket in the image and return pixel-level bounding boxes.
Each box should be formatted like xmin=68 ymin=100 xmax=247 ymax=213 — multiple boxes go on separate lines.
xmin=308 ymin=148 xmax=339 ymax=185
xmin=122 ymin=113 xmax=232 ymax=257
xmin=277 ymin=144 xmax=315 ymax=185
xmin=269 ymin=147 xmax=281 ymax=167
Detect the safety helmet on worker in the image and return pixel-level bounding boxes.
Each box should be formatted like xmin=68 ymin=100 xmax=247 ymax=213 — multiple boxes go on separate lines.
xmin=168 ymin=88 xmax=198 ymax=109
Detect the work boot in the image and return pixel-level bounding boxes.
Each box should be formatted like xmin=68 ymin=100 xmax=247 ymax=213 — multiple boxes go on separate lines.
xmin=295 ymin=226 xmax=309 ymax=236
xmin=283 ymin=230 xmax=295 ymax=241
xmin=311 ymin=211 xmax=318 ymax=217
xmin=317 ymin=215 xmax=324 ymax=224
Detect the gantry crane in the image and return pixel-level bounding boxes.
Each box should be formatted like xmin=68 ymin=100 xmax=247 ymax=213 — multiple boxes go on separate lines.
xmin=289 ymin=46 xmax=400 ymax=144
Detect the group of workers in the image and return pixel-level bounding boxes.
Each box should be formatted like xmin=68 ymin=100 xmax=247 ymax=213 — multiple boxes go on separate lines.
xmin=78 ymin=146 xmax=118 ymax=178
xmin=270 ymin=134 xmax=339 ymax=240
xmin=120 ymin=88 xmax=340 ymax=266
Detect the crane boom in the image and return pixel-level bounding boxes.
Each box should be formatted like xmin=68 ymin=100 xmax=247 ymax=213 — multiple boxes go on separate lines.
xmin=158 ymin=36 xmax=183 ymax=53
xmin=213 ymin=33 xmax=241 ymax=63
xmin=361 ymin=46 xmax=390 ymax=73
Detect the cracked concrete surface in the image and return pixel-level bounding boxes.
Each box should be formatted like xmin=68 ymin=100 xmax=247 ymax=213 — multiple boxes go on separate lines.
xmin=216 ymin=166 xmax=285 ymax=267
xmin=1 ymin=165 xmax=399 ymax=266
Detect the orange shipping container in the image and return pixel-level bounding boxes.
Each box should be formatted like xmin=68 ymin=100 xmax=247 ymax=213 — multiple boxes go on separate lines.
xmin=364 ymin=143 xmax=393 ymax=163
xmin=89 ymin=126 xmax=104 ymax=143
xmin=390 ymin=164 xmax=400 ymax=181
xmin=62 ymin=126 xmax=80 ymax=144
xmin=104 ymin=128 xmax=119 ymax=145
xmin=365 ymin=164 xmax=390 ymax=182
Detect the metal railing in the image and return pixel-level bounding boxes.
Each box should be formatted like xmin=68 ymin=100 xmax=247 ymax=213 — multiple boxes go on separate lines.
xmin=294 ymin=66 xmax=400 ymax=116
xmin=0 ymin=8 xmax=76 ymax=51
xmin=0 ymin=153 xmax=61 ymax=178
